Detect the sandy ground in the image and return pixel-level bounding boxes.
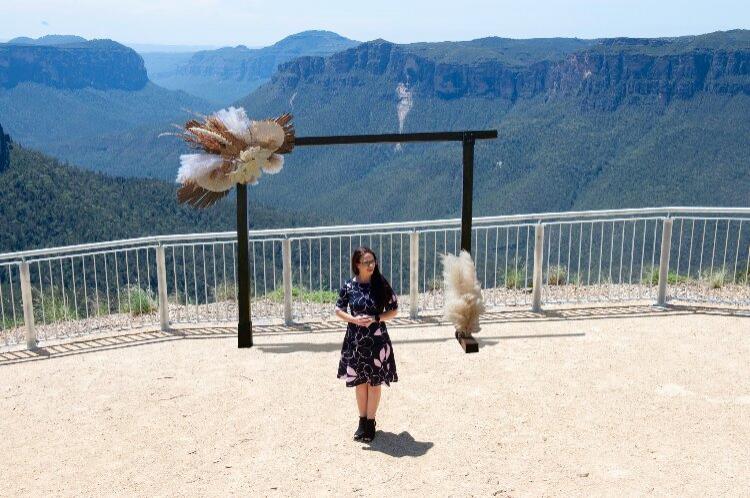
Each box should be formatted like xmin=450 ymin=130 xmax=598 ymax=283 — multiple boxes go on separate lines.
xmin=1 ymin=305 xmax=749 ymax=497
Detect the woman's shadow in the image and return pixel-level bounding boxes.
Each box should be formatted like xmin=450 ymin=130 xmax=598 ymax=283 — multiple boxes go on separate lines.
xmin=361 ymin=430 xmax=433 ymax=457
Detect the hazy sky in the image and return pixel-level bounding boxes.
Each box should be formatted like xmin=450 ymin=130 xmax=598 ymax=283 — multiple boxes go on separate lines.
xmin=1 ymin=0 xmax=748 ymax=47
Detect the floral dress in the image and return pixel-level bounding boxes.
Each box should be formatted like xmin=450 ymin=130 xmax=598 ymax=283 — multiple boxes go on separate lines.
xmin=335 ymin=278 xmax=398 ymax=387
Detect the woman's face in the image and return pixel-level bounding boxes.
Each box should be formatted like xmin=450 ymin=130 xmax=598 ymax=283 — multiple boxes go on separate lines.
xmin=357 ymin=252 xmax=377 ymax=277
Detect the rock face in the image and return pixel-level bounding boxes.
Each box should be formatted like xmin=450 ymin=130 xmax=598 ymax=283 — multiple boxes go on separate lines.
xmin=272 ymin=33 xmax=750 ymax=109
xmin=0 ymin=39 xmax=148 ymax=90
xmin=0 ymin=123 xmax=10 ymax=173
xmin=546 ymin=48 xmax=750 ymax=109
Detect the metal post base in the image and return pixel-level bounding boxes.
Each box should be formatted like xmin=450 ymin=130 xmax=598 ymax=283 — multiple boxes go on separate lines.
xmin=238 ymin=322 xmax=253 ymax=348
xmin=455 ymin=330 xmax=479 ymax=353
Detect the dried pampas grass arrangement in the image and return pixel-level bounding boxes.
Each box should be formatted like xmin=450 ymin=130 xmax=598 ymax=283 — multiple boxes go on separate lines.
xmin=162 ymin=107 xmax=295 ymax=208
xmin=441 ymin=250 xmax=486 ymax=337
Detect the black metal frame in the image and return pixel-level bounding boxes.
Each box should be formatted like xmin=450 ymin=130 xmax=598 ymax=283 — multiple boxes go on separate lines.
xmin=238 ymin=129 xmax=498 ymax=347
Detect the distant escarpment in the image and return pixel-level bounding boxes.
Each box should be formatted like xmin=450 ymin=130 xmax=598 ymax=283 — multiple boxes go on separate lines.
xmin=175 ymin=31 xmax=359 ymax=81
xmin=0 ymin=39 xmax=148 ymax=91
xmin=272 ymin=32 xmax=750 ymax=109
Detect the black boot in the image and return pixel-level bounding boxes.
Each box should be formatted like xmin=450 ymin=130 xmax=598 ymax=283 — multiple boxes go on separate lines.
xmin=362 ymin=418 xmax=377 ymax=443
xmin=353 ymin=416 xmax=367 ymax=440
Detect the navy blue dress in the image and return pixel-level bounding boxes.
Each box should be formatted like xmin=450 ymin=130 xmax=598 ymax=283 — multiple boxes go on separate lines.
xmin=335 ymin=278 xmax=398 ymax=387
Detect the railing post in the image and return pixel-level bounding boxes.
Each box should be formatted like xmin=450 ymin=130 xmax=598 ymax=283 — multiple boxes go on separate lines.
xmin=156 ymin=245 xmax=170 ymax=330
xmin=282 ymin=238 xmax=293 ymax=325
xmin=19 ymin=260 xmax=37 ymax=349
xmin=532 ymin=223 xmax=545 ymax=313
xmin=657 ymin=217 xmax=674 ymax=307
xmin=409 ymin=231 xmax=419 ymax=319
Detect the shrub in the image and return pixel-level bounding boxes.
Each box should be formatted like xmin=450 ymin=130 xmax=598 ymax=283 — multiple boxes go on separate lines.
xmin=1 ymin=315 xmax=24 ymax=330
xmin=266 ymin=286 xmax=337 ymax=303
xmin=640 ymin=266 xmax=687 ymax=286
xmin=427 ymin=277 xmax=443 ymax=292
xmin=568 ymin=273 xmax=582 ymax=286
xmin=504 ymin=267 xmax=527 ymax=289
xmin=736 ymin=265 xmax=750 ymax=285
xmin=31 ymin=286 xmax=75 ymax=323
xmin=701 ymin=268 xmax=727 ymax=289
xmin=125 ymin=285 xmax=157 ymax=316
xmin=546 ymin=265 xmax=567 ymax=286
xmin=211 ymin=281 xmax=237 ymax=302
xmin=298 ymin=289 xmax=338 ymax=303
xmin=642 ymin=266 xmax=660 ymax=286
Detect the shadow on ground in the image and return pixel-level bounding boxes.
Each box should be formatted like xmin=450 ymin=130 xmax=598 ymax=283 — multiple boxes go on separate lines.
xmin=1 ymin=304 xmax=746 ymax=365
xmin=360 ymin=431 xmax=434 ymax=457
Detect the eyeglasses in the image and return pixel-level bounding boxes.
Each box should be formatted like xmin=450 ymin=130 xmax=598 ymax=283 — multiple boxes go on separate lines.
xmin=359 ymin=259 xmax=377 ymax=267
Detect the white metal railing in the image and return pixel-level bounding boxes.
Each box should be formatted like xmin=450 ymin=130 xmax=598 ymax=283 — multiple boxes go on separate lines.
xmin=1 ymin=207 xmax=748 ymax=350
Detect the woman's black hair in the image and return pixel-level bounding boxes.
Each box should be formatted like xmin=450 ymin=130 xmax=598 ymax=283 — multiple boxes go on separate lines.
xmin=351 ymin=246 xmax=394 ymax=313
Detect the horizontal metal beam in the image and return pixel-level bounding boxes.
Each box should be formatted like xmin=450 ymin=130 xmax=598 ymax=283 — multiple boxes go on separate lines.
xmin=295 ymin=130 xmax=497 ymax=146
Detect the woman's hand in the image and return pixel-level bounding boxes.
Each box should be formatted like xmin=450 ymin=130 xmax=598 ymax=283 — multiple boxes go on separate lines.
xmin=353 ymin=315 xmax=375 ymax=327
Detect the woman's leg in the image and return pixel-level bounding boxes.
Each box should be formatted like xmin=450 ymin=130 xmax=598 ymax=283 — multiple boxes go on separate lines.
xmin=355 ymin=383 xmax=368 ymax=417
xmin=366 ymin=384 xmax=382 ymax=419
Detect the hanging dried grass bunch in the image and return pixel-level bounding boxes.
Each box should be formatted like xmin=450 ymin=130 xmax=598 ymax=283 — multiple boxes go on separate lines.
xmin=163 ymin=107 xmax=295 ymax=208
xmin=441 ymin=250 xmax=486 ymax=337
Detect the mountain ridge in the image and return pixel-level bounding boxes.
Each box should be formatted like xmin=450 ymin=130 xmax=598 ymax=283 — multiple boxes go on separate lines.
xmin=232 ymin=30 xmax=749 ymax=221
xmin=7 ymin=35 xmax=88 ymax=46
xmin=270 ymin=30 xmax=750 ymax=109
xmin=1 ymin=31 xmax=748 ymax=226
xmin=0 ymin=38 xmax=148 ymax=91
xmin=144 ymin=30 xmax=360 ymax=104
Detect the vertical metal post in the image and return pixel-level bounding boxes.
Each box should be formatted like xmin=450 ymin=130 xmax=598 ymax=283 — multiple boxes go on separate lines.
xmin=236 ymin=184 xmax=253 ymax=347
xmin=156 ymin=245 xmax=169 ymax=330
xmin=282 ymin=238 xmax=293 ymax=325
xmin=657 ymin=217 xmax=674 ymax=307
xmin=532 ymin=224 xmax=545 ymax=313
xmin=19 ymin=261 xmax=37 ymax=349
xmin=409 ymin=231 xmax=419 ymax=319
xmin=460 ymin=137 xmax=475 ymax=254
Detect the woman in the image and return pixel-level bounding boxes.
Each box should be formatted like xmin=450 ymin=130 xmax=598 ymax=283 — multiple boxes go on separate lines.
xmin=335 ymin=246 xmax=399 ymax=443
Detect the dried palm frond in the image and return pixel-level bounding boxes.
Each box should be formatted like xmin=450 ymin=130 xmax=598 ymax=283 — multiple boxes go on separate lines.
xmin=177 ymin=182 xmax=231 ymax=208
xmin=275 ymin=113 xmax=295 ymax=153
